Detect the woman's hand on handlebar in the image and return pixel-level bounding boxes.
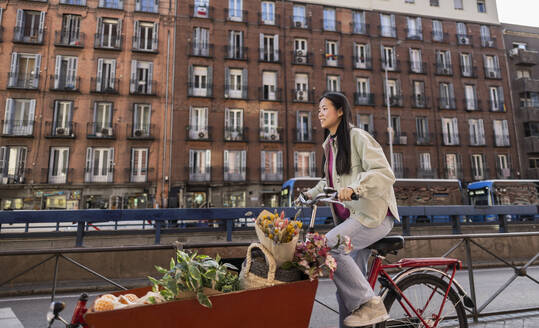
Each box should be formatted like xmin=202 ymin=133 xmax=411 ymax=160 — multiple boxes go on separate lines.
xmin=338 ymin=187 xmax=357 ymax=201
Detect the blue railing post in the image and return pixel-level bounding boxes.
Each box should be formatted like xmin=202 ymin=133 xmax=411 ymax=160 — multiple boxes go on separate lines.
xmin=401 ymin=216 xmax=410 ymax=236
xmin=451 ymin=215 xmax=461 ymax=234
xmin=154 ymin=220 xmax=162 ymax=244
xmin=498 ymin=214 xmax=508 ymax=233
xmin=75 ymin=222 xmax=85 ymax=247
xmin=226 ymin=219 xmax=233 ymax=242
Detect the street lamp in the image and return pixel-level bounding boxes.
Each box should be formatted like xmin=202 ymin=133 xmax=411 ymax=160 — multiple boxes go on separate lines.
xmin=384 ymin=40 xmax=401 ymax=170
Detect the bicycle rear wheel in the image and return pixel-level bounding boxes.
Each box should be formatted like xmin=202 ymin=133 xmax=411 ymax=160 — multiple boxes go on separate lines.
xmin=377 ymin=273 xmax=468 ymax=328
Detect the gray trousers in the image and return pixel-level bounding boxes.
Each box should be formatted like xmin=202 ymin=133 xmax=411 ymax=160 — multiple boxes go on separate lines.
xmin=325 ymin=216 xmax=395 ymax=328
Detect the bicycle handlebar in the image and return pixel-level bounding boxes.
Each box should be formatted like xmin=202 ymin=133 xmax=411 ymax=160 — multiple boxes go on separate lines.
xmin=296 ymin=187 xmax=358 ymax=208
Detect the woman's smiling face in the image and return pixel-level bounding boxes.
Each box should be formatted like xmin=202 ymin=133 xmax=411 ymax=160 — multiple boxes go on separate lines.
xmin=318 ymin=97 xmax=343 ymax=133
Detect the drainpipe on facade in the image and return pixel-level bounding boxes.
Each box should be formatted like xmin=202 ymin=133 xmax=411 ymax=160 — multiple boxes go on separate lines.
xmin=162 ymin=28 xmax=171 ymax=208
xmin=169 ymin=2 xmax=177 ymax=207
xmin=281 ymin=0 xmax=289 ymax=181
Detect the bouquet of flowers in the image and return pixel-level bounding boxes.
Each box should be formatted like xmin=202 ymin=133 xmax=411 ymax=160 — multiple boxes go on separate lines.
xmin=294 ymin=233 xmax=352 ymax=281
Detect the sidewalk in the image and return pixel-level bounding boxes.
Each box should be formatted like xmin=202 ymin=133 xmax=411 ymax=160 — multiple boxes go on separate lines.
xmin=468 ymin=311 xmax=539 ymax=327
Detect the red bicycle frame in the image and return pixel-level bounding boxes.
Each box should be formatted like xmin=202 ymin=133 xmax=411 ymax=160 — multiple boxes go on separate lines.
xmin=367 ymin=256 xmax=462 ymax=328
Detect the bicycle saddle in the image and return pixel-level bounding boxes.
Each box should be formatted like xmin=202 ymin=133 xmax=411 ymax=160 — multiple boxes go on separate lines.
xmin=367 ymin=236 xmax=404 ymax=253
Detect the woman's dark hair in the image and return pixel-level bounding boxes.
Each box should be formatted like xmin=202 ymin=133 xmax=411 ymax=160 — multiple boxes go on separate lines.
xmin=319 ymin=92 xmax=354 ymax=176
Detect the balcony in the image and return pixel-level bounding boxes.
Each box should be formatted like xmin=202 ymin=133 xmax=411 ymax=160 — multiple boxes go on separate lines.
xmin=414 ymin=133 xmax=434 ymax=145
xmin=434 ymin=64 xmax=453 ymax=76
xmin=432 ymin=31 xmax=449 ymax=43
xmin=13 ymin=27 xmax=44 ymax=44
xmin=0 ymin=27 xmax=3 ymax=42
xmin=354 ymin=93 xmax=375 ymax=106
xmin=189 ymin=43 xmax=214 ymax=57
xmin=258 ymin=49 xmax=281 ymax=63
xmin=381 ymin=60 xmax=400 ymax=72
xmin=42 ymin=168 xmax=75 ymax=184
xmin=509 ymin=48 xmax=537 ymax=66
xmin=443 ymin=167 xmax=463 ymax=180
xmin=353 ymin=56 xmax=372 ymax=70
xmin=224 ymin=8 xmax=247 ymax=23
xmin=405 ymin=28 xmax=423 ymax=40
xmin=527 ymin=168 xmax=539 ymax=179
xmin=130 ymin=79 xmax=157 ymax=96
xmin=471 ymin=168 xmax=490 ymax=181
xmin=322 ymin=19 xmax=341 ymax=33
xmin=438 ymin=97 xmax=457 ymax=110
xmin=260 ymin=167 xmax=283 ymax=182
xmin=292 ymin=89 xmax=315 ymax=103
xmin=54 ymin=31 xmax=85 ymax=47
xmin=488 ymin=100 xmax=506 ymax=112
xmin=523 ymin=136 xmax=539 ymax=153
xmin=98 ymin=0 xmax=123 ymax=9
xmin=464 ymin=98 xmax=482 ymax=111
xmin=291 ymin=16 xmax=311 ymax=29
xmin=411 ymin=95 xmax=429 ymax=108
xmin=186 ymin=126 xmax=212 ymax=141
xmin=259 ymin=128 xmax=283 ymax=142
xmin=187 ymin=83 xmax=213 ymax=98
xmin=7 ymin=73 xmax=39 ymax=90
xmin=86 ymin=123 xmax=117 ymax=139
xmin=494 ymin=134 xmax=511 ymax=147
xmin=480 ymin=38 xmax=497 ymax=48
xmin=0 ymin=169 xmax=32 ymax=185
xmin=135 ymin=0 xmax=158 ymax=13
xmin=45 ymin=122 xmax=77 ymax=138
xmin=224 ymin=166 xmax=247 ymax=182
xmin=293 ymin=128 xmax=316 ymax=143
xmin=124 ymin=167 xmax=154 ymax=184
xmin=84 ymin=168 xmax=114 ymax=184
xmin=393 ymin=167 xmax=408 ymax=179
xmin=50 ymin=75 xmax=80 ymax=92
xmin=460 ymin=65 xmax=478 ymax=78
xmin=417 ymin=168 xmax=437 ymax=179
xmin=1 ymin=121 xmax=35 ymax=137
xmin=190 ymin=4 xmax=213 ymax=19
xmin=224 ymin=127 xmax=248 ymax=142
xmin=224 ymin=84 xmax=248 ymax=99
xmin=468 ymin=133 xmax=486 ymax=146
xmin=292 ymin=51 xmax=313 ymax=65
xmin=258 ymin=13 xmax=280 ymax=26
xmin=442 ymin=133 xmax=460 ymax=146
xmin=60 ymin=0 xmax=87 ymax=5
xmin=90 ymin=78 xmax=120 ymax=94
xmin=322 ymin=54 xmax=344 ymax=68
xmin=456 ymin=34 xmax=472 ymax=46
xmin=496 ymin=168 xmax=515 ymax=179
xmin=258 ymin=87 xmax=282 ymax=102
xmin=127 ymin=124 xmax=155 ymax=140
xmin=94 ymin=33 xmax=121 ymax=50
xmin=484 ymin=67 xmax=501 ymax=79
xmin=514 ymin=78 xmax=539 ymax=93
xmin=384 ymin=95 xmax=403 ymax=107
xmin=224 ymin=46 xmax=248 ymax=61
xmin=389 ymin=132 xmax=408 ymax=145
xmin=350 ymin=22 xmax=369 ymax=35
xmin=409 ymin=61 xmax=426 ymax=74
xmin=132 ymin=36 xmax=158 ymax=53
xmin=186 ymin=166 xmax=211 ymax=182
xmin=378 ymin=25 xmax=397 ymax=38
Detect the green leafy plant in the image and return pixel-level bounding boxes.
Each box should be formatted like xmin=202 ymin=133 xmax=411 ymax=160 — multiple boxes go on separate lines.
xmin=148 ymin=250 xmax=240 ymax=308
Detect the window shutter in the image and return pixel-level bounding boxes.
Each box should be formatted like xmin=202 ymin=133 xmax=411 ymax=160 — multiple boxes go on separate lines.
xmin=242 ymin=68 xmax=248 ymax=98
xmin=98 ymin=0 xmax=104 ymax=7
xmin=9 ymin=53 xmax=18 ymax=87
xmin=67 ymin=57 xmax=78 ymax=87
xmin=28 ymin=100 xmax=36 ymax=135
xmin=224 ymin=67 xmax=230 ymax=97
xmin=449 ymin=83 xmax=455 ymax=107
xmin=277 ymin=151 xmax=283 ymax=179
xmin=34 ymin=55 xmax=41 ymax=88
xmin=259 ymin=33 xmax=264 ymax=60
xmin=117 ymin=19 xmax=123 ymax=48
xmin=260 ymin=151 xmax=266 ymax=180
xmin=452 ymin=118 xmax=459 ymax=143
xmin=131 ymin=60 xmax=138 ymax=94
xmin=152 ymin=23 xmax=159 ymax=50
xmin=148 ymin=62 xmax=153 ymax=93
xmin=468 ymin=120 xmax=475 ymax=144
xmin=445 ymin=51 xmax=452 ymax=66
xmin=96 ymin=58 xmax=103 ymax=91
xmin=16 ymin=9 xmax=23 ymax=29
xmin=108 ymin=148 xmax=115 ymax=183
xmin=441 ymin=119 xmax=449 ymax=144
xmin=39 ymin=12 xmax=46 ymax=43
xmin=502 ymin=120 xmax=509 ymax=144
xmin=85 ymin=147 xmax=92 ymax=180
xmin=274 ymin=34 xmax=279 ymax=61
xmin=498 ymin=87 xmax=505 ymax=111
xmin=189 ymin=150 xmax=194 ymax=175
xmin=241 ymin=150 xmax=246 ymax=179
xmin=479 ymin=119 xmax=485 ymax=144
xmin=135 ymin=0 xmax=141 ymax=11
xmin=309 ymin=152 xmax=316 ymax=177
xmin=417 ymin=17 xmax=422 ymax=39
xmin=366 ymin=43 xmax=371 ymax=67
xmin=390 ymin=14 xmax=396 ymax=36
xmin=17 ymin=148 xmax=27 ymax=178
xmin=205 ymin=150 xmax=211 ymax=180
xmin=0 ymin=147 xmax=6 ymax=178
xmin=118 ymin=0 xmax=124 ymax=9
xmin=224 ymin=150 xmax=229 ymax=175
xmin=293 ymin=152 xmax=298 ymax=176
xmin=110 ymin=59 xmax=116 ymax=87
xmin=3 ymin=99 xmax=12 ymax=135
xmin=130 ymin=148 xmax=136 ymax=178
xmin=228 ymin=31 xmax=234 ymax=58
xmin=353 ymin=43 xmax=358 ymax=67
xmin=154 ymin=0 xmax=159 ymax=12
xmin=207 ymin=66 xmax=213 ymax=97
xmin=133 ymin=21 xmax=139 ymax=48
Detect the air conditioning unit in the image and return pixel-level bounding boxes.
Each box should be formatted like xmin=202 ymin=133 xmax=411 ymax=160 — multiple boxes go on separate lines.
xmin=295 ymin=21 xmax=303 ymax=28
xmin=399 ymin=136 xmax=408 ymax=144
xmin=198 ymin=131 xmax=207 ymax=138
xmin=296 ymin=50 xmax=304 ymax=56
xmin=509 ymin=48 xmax=519 ymax=57
xmin=460 ymin=37 xmax=470 ymax=45
xmin=488 ymin=71 xmax=496 ymax=78
xmin=270 ymin=134 xmax=278 ymax=140
xmin=488 ymin=40 xmax=495 ymax=47
xmin=55 ymin=127 xmax=67 ymax=136
xmin=101 ymin=128 xmax=110 ymax=136
xmin=296 ymin=56 xmax=304 ymax=63
xmin=134 ymin=129 xmax=143 ymax=137
xmin=443 ymin=67 xmax=450 ymax=74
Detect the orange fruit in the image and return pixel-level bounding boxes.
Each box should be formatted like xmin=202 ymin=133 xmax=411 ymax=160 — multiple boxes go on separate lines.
xmin=119 ymin=293 xmax=139 ymax=304
xmin=93 ymin=298 xmax=115 ymax=312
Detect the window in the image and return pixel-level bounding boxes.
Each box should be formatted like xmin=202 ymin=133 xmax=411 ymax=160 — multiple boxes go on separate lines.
xmin=92 ymin=102 xmax=113 ymax=136
xmin=323 ymin=8 xmax=336 ymax=31
xmin=96 ymin=58 xmax=116 ymax=92
xmin=131 ymin=148 xmax=148 ymax=183
xmin=530 ymin=157 xmax=539 ymax=169
xmin=358 ymin=114 xmax=374 ymax=134
xmin=512 ymin=42 xmax=528 ymax=50
xmin=59 ymin=14 xmax=82 ymax=46
xmin=0 ymin=147 xmax=27 ymax=184
xmin=419 ymin=153 xmax=432 ymax=175
xmin=262 ymin=71 xmax=277 ymax=100
xmin=294 ymin=152 xmax=316 ymax=177
xmin=445 ymin=154 xmax=460 ymax=179
xmin=464 ymin=85 xmax=477 ymax=110
xmin=416 ymin=117 xmax=429 ymax=142
xmin=517 ymin=70 xmax=531 ymax=79
xmin=98 ymin=0 xmax=123 ymax=9
xmin=405 ymin=0 xmax=415 ymax=3
xmin=430 ymin=0 xmax=439 ymax=6
xmin=261 ymin=1 xmax=275 ymax=25
xmin=296 ymin=111 xmax=312 ymax=141
xmin=325 ymin=40 xmax=338 ymax=66
xmin=225 ymin=68 xmax=247 ymax=99
xmin=189 ymin=65 xmax=212 ymax=97
xmin=224 ymin=150 xmax=246 ymax=181
xmin=85 ymin=147 xmax=114 ymax=183
xmin=189 ymin=150 xmax=211 ymax=181
xmin=460 ymin=53 xmax=473 ymax=77
xmin=130 ymin=60 xmax=154 ymax=95
xmin=96 ymin=17 xmax=122 ymax=49
xmin=354 ymin=43 xmax=370 ymax=69
xmin=439 ymin=83 xmax=455 ymax=109
xmin=189 ymin=107 xmax=208 ymax=139
xmin=471 ymin=154 xmax=485 ymax=180
xmin=489 ymin=86 xmax=504 ymax=111
xmin=260 ymin=33 xmax=279 ymax=62
xmin=385 ymin=79 xmax=401 ymax=106
xmin=225 ymin=108 xmax=244 ymax=140
xmin=136 ymin=0 xmax=158 ymax=13
xmin=391 ymin=116 xmax=402 ymax=136
xmin=356 ymin=78 xmax=371 ymax=105
xmin=292 ymin=5 xmax=307 ymax=28
xmin=413 ymin=81 xmax=426 ymax=107
xmin=432 ymin=20 xmax=443 ymax=41
xmin=228 ymin=31 xmax=244 ymax=59
xmin=480 ymin=25 xmax=491 ymax=47
xmin=524 ymin=122 xmax=539 ymax=137
xmin=53 ymin=56 xmax=78 ymax=90
xmin=14 ymin=10 xmax=45 ymax=43
xmin=493 ymin=120 xmax=510 ymax=146
xmin=409 ymin=48 xmax=422 ymax=73
xmin=382 ymin=46 xmax=397 ymax=70
xmin=442 ymin=117 xmax=459 ymax=145
xmin=134 ymin=21 xmax=158 ymax=51
xmin=3 ymin=99 xmax=35 ymax=136
xmin=380 ymin=14 xmax=396 ymax=37
xmin=260 ymin=110 xmax=279 ymax=140
xmin=353 ymin=11 xmax=366 ymax=34
xmin=468 ymin=119 xmax=485 ymax=145
xmin=52 ymin=101 xmax=73 ymax=136
xmin=192 ymin=27 xmax=210 ymax=56
xmin=454 ymin=0 xmax=463 ymax=10
xmin=406 ymin=17 xmax=422 ymax=40
xmin=261 ymin=151 xmax=283 ymax=181
xmin=393 ymin=153 xmax=404 ymax=178
xmin=133 ymin=104 xmax=151 ymax=137
xmin=8 ymin=53 xmax=41 ymax=89
xmin=477 ymin=0 xmax=486 ymax=13
xmin=497 ymin=154 xmax=510 ymax=178
xmin=457 ymin=23 xmax=470 ymax=44
xmin=484 ymin=55 xmax=500 ymax=78
xmin=294 ymin=38 xmax=308 ymax=63
xmin=294 ymin=73 xmax=309 ymax=102
xmin=49 ymin=147 xmax=69 ymax=184
xmin=228 ymin=0 xmax=242 ymax=21
xmin=326 ymin=75 xmax=340 ymax=92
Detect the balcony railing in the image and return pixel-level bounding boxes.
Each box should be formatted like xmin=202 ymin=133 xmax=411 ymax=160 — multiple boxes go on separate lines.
xmin=0 ymin=27 xmax=3 ymax=43
xmin=432 ymin=31 xmax=449 ymax=43
xmin=187 ymin=166 xmax=211 ymax=182
xmin=135 ymin=1 xmax=158 ymax=13
xmin=496 ymin=167 xmax=514 ymax=179
xmin=94 ymin=33 xmax=122 ymax=50
xmin=443 ymin=167 xmax=463 ymax=180
xmin=509 ymin=48 xmax=538 ymax=66
xmin=130 ymin=79 xmax=157 ymax=96
xmin=259 ymin=128 xmax=283 ymax=142
xmin=190 ymin=5 xmax=213 ymax=19
xmin=54 ymin=31 xmax=85 ymax=47
xmin=378 ymin=25 xmax=397 ymax=38
xmin=293 ymin=128 xmax=316 ymax=143
xmin=480 ymin=37 xmax=497 ymax=48
xmin=438 ymin=97 xmax=457 ymax=110
xmin=90 ymin=78 xmax=120 ymax=94
xmin=13 ymin=27 xmax=44 ymax=44
xmin=127 ymin=124 xmax=155 ymax=140
xmin=0 ymin=168 xmax=31 ymax=185
xmin=98 ymin=0 xmax=123 ymax=9
xmin=224 ymin=166 xmax=247 ymax=182
xmin=405 ymin=28 xmax=423 ymax=40
xmin=488 ymin=100 xmax=506 ymax=112
xmin=259 ymin=87 xmax=282 ymax=102
xmin=225 ymin=8 xmax=247 ymax=23
xmin=260 ymin=167 xmax=284 ymax=182
xmin=224 ymin=127 xmax=248 ymax=142
xmin=322 ymin=19 xmax=341 ymax=33
xmin=132 ymin=36 xmax=158 ymax=53
xmin=292 ymin=51 xmax=313 ymax=65
xmin=442 ymin=133 xmax=460 ymax=146
xmin=393 ymin=167 xmax=407 ymax=179
xmin=457 ymin=34 xmax=472 ymax=46
xmin=224 ymin=46 xmax=248 ymax=60
xmin=186 ymin=126 xmax=212 ymax=141
xmin=7 ymin=73 xmax=39 ymax=89
xmin=84 ymin=168 xmax=114 ymax=184
xmin=1 ymin=120 xmax=35 ymax=137
xmin=468 ymin=133 xmax=486 ymax=146
xmin=417 ymin=168 xmax=437 ymax=179
xmin=471 ymin=168 xmax=490 ymax=181
xmin=42 ymin=168 xmax=75 ymax=184
xmin=464 ymin=98 xmax=482 ymax=111
xmin=389 ymin=132 xmax=408 ymax=145
xmin=351 ymin=22 xmax=369 ymax=35
xmin=291 ymin=16 xmax=311 ymax=29
xmin=50 ymin=75 xmax=80 ymax=92
xmin=381 ymin=60 xmax=400 ymax=72
xmin=409 ymin=61 xmax=426 ymax=74
xmin=189 ymin=43 xmax=214 ymax=57
xmin=224 ymin=84 xmax=248 ymax=99
xmin=414 ymin=133 xmax=434 ymax=145
xmin=322 ymin=54 xmax=344 ymax=68
xmin=60 ymin=0 xmax=87 ymax=5
xmin=258 ymin=49 xmax=281 ymax=63
xmin=354 ymin=93 xmax=375 ymax=106
xmin=258 ymin=13 xmax=280 ymax=26
xmin=86 ymin=123 xmax=117 ymax=139
xmin=435 ymin=63 xmax=453 ymax=75
xmin=353 ymin=56 xmax=372 ymax=70
xmin=45 ymin=121 xmax=77 ymax=138
xmin=484 ymin=67 xmax=502 ymax=79
xmin=292 ymin=89 xmax=315 ymax=103
xmin=125 ymin=167 xmax=154 ymax=183
xmin=187 ymin=82 xmax=213 ymax=98
xmin=494 ymin=134 xmax=511 ymax=147
xmin=460 ymin=65 xmax=478 ymax=78
xmin=384 ymin=95 xmax=403 ymax=107
xmin=411 ymin=95 xmax=429 ymax=108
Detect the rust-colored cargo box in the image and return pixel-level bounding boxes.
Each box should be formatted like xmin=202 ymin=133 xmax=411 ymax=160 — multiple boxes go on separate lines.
xmin=84 ymin=279 xmax=318 ymax=328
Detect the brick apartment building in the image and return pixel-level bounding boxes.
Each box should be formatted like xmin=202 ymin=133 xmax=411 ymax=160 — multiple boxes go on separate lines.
xmin=0 ymin=0 xmax=175 ymax=209
xmin=169 ymin=0 xmax=518 ymax=208
xmin=502 ymin=24 xmax=539 ymax=179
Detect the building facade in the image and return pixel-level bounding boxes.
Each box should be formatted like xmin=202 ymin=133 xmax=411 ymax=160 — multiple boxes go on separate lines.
xmin=502 ymin=24 xmax=539 ymax=179
xmin=170 ymin=0 xmax=518 ymax=208
xmin=0 ymin=0 xmax=175 ymax=209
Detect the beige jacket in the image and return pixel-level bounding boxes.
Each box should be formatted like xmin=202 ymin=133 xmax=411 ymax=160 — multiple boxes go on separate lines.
xmin=305 ymin=127 xmax=400 ymax=228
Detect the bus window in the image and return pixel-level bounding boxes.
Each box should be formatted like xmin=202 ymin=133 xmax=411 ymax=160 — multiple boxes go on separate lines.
xmin=469 ymin=188 xmax=490 ymax=206
xmin=280 ymin=187 xmax=291 ymax=207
